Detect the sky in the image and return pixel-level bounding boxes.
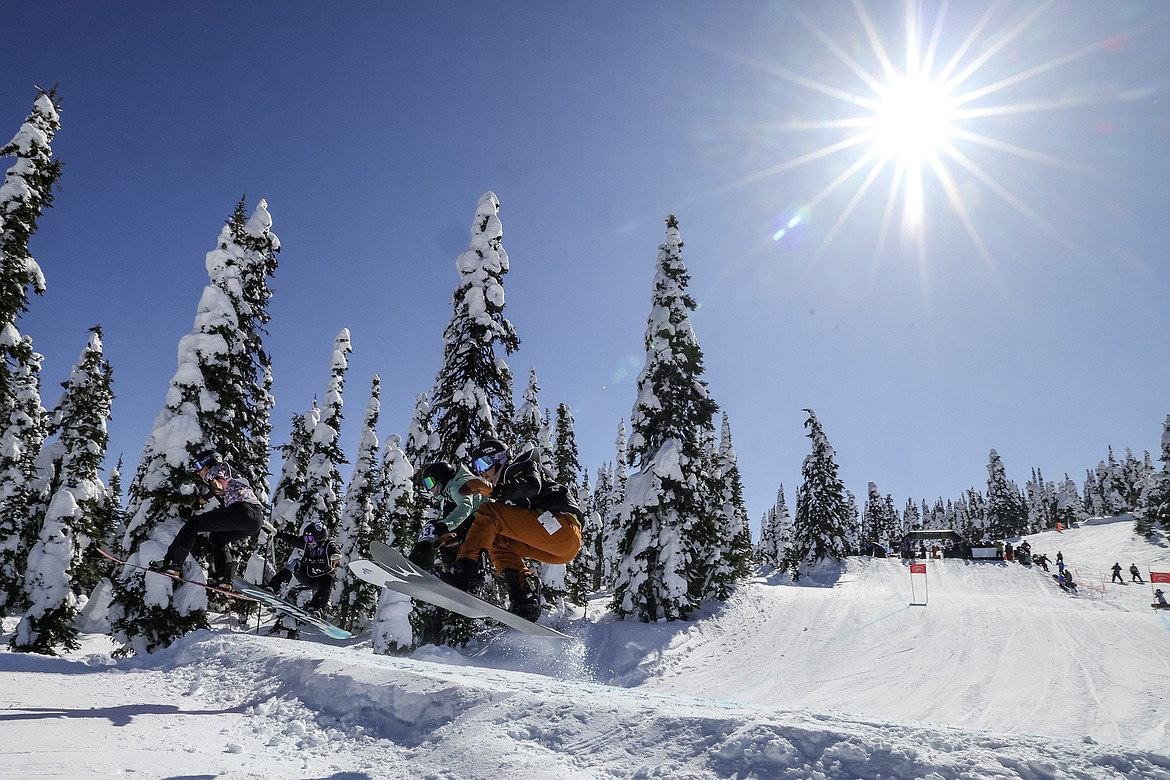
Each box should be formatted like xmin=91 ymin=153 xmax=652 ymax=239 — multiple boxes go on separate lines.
xmin=4 ymin=1 xmax=1169 ymax=528
xmin=3 ymin=516 xmax=1170 ymax=777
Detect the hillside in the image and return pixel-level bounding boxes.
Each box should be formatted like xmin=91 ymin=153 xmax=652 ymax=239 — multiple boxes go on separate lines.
xmin=2 ymin=517 xmax=1169 ymax=779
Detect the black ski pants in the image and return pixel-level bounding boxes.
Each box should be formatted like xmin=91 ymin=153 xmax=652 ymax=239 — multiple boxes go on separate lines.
xmin=165 ymin=501 xmax=264 ymax=580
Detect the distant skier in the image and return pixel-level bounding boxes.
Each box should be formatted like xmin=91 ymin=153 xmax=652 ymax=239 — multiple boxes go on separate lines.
xmin=1130 ymin=564 xmax=1145 ymax=583
xmin=1154 ymin=588 xmax=1168 ymax=608
xmin=441 ymin=439 xmax=583 ymax=621
xmin=265 ymin=521 xmax=340 ymax=615
xmin=1111 ymin=562 xmax=1124 ymax=584
xmin=149 ymin=449 xmax=264 ymax=589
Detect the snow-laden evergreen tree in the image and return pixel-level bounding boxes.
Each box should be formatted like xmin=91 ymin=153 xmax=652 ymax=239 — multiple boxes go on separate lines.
xmin=369 ymin=432 xmax=419 ymax=655
xmin=109 ymin=199 xmax=279 ymax=656
xmin=333 ymin=376 xmax=382 ymax=630
xmin=270 ymin=403 xmax=319 ymax=544
xmin=757 ymin=485 xmax=793 ymax=568
xmin=553 ymin=403 xmax=592 ymax=605
xmin=1135 ymin=416 xmax=1170 ymax=538
xmin=985 ymin=449 xmax=1027 ymax=539
xmin=903 ymin=498 xmax=920 ymax=532
xmin=707 ymin=412 xmax=753 ymax=598
xmin=598 ymin=421 xmax=629 ymax=587
xmin=844 ymin=489 xmax=861 ymax=553
xmin=785 ymin=410 xmax=851 ymax=580
xmin=1055 ymin=474 xmax=1088 ymax=530
xmin=0 ymin=89 xmax=61 ymax=617
xmin=862 ymin=483 xmax=885 ymax=546
xmin=512 ymin=367 xmax=545 ymax=451
xmin=429 ymin=192 xmax=519 ymax=461
xmin=611 ymin=215 xmax=719 ymax=622
xmin=105 ymin=456 xmax=127 ymax=554
xmin=301 ymin=330 xmax=351 ymax=539
xmin=589 ymin=464 xmax=614 ymax=590
xmin=11 ymin=328 xmax=113 ymax=654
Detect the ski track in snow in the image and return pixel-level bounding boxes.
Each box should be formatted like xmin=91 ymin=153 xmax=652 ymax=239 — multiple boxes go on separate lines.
xmin=2 ymin=518 xmax=1170 ymax=778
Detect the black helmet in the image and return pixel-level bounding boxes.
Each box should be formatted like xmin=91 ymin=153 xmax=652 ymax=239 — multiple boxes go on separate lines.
xmin=469 ymin=438 xmax=509 ymax=475
xmin=420 ymin=462 xmax=456 ymax=495
xmin=303 ymin=521 xmax=327 ymax=541
xmin=191 ymin=449 xmax=223 ymax=472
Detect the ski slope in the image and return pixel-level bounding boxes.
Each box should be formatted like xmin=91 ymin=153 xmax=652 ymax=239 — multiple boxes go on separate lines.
xmin=2 ymin=516 xmax=1169 ymax=778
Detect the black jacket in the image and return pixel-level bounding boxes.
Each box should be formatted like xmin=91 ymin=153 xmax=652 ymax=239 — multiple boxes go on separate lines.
xmin=491 ymin=448 xmax=581 ymax=518
xmin=277 ymin=531 xmax=341 ymax=578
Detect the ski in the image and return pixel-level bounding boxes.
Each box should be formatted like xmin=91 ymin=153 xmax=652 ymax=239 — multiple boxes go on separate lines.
xmin=349 ymin=541 xmax=570 ymax=639
xmin=97 ymin=548 xmax=256 ymax=602
xmin=230 ymin=580 xmax=352 ymax=640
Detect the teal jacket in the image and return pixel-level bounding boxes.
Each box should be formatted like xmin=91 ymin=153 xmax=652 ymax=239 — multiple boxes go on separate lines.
xmin=438 ymin=464 xmax=487 ymax=532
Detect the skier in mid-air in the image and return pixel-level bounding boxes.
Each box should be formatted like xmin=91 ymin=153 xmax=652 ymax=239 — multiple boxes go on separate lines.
xmin=149 ymin=449 xmax=264 ymax=588
xmin=265 ymin=521 xmax=341 ymax=615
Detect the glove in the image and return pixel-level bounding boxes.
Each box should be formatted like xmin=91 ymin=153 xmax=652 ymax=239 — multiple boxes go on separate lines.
xmin=463 ymin=477 xmax=493 ymax=497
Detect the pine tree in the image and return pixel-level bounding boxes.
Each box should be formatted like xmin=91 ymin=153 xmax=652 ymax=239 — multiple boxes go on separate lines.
xmin=553 ymin=403 xmax=591 ymax=606
xmin=109 ymin=199 xmax=279 ymax=656
xmin=11 ymin=328 xmax=114 ymax=654
xmin=333 ymin=376 xmax=382 ymax=630
xmin=301 ymin=330 xmax=351 ymax=539
xmin=1135 ymin=416 xmax=1170 ymax=538
xmin=758 ymin=485 xmax=793 ymax=568
xmin=0 ymin=89 xmax=61 ymax=617
xmin=512 ymin=367 xmax=545 ymax=451
xmin=369 ymin=432 xmax=420 ymax=655
xmin=598 ymin=422 xmax=629 ymax=587
xmin=611 ymin=215 xmax=719 ymax=622
xmin=785 ymin=409 xmax=851 ymax=580
xmin=709 ymin=412 xmax=753 ymax=598
xmin=985 ymin=449 xmax=1027 ymax=539
xmin=429 ymin=192 xmax=519 ymax=462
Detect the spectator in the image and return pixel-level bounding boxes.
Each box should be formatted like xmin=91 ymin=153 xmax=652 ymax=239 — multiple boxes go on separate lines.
xmin=1130 ymin=564 xmax=1145 ymax=583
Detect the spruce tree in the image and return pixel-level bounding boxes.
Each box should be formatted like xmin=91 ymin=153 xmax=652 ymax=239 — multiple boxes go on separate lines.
xmin=611 ymin=215 xmax=719 ymax=622
xmin=1135 ymin=416 xmax=1170 ymax=537
xmin=513 ymin=367 xmax=545 ymax=451
xmin=109 ymin=200 xmax=278 ymax=656
xmin=785 ymin=409 xmax=851 ymax=580
xmin=301 ymin=330 xmax=351 ymax=538
xmin=709 ymin=412 xmax=753 ymax=598
xmin=429 ymin=192 xmax=519 ymax=461
xmin=758 ymin=485 xmax=793 ymax=568
xmin=334 ymin=375 xmax=382 ymax=630
xmin=985 ymin=449 xmax=1027 ymax=539
xmin=0 ymin=89 xmax=61 ymax=617
xmin=369 ymin=432 xmax=420 ymax=655
xmin=11 ymin=328 xmax=113 ymax=654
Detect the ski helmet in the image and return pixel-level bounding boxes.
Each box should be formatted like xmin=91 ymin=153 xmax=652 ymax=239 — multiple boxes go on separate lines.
xmin=469 ymin=438 xmax=509 ymax=475
xmin=303 ymin=521 xmax=327 ymax=542
xmin=191 ymin=449 xmax=223 ymax=473
xmin=419 ymin=461 xmax=456 ymax=495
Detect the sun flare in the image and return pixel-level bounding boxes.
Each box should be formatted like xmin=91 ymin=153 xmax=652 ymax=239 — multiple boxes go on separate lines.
xmin=871 ymin=73 xmax=957 ymax=163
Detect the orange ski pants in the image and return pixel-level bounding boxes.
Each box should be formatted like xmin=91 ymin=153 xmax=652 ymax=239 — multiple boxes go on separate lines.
xmin=457 ymin=502 xmax=582 ymax=575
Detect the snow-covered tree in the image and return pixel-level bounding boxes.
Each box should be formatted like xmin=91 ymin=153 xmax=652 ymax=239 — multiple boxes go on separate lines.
xmin=862 ymin=482 xmax=900 ymax=548
xmin=611 ymin=215 xmax=719 ymax=622
xmin=1055 ymin=474 xmax=1088 ymax=530
xmin=300 ymin=330 xmax=351 ymax=539
xmin=0 ymin=89 xmax=61 ymax=617
xmin=109 ymin=199 xmax=279 ymax=656
xmin=985 ymin=449 xmax=1027 ymax=539
xmin=758 ymin=485 xmax=793 ymax=568
xmin=512 ymin=367 xmax=546 ymax=452
xmin=429 ymin=192 xmax=519 ymax=462
xmin=1135 ymin=416 xmax=1170 ymax=538
xmin=552 ymin=403 xmax=590 ymax=605
xmin=11 ymin=328 xmax=113 ymax=654
xmin=785 ymin=409 xmax=851 ymax=580
xmin=333 ymin=375 xmax=382 ymax=630
xmin=707 ymin=412 xmax=753 ymax=598
xmin=270 ymin=403 xmax=319 ymax=542
xmin=369 ymin=433 xmax=419 ymax=655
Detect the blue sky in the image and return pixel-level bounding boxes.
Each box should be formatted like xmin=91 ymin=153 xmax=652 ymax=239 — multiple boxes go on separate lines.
xmin=5 ymin=1 xmax=1169 ymax=528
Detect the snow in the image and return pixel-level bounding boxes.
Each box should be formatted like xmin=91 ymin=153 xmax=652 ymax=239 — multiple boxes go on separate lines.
xmin=3 ymin=518 xmax=1170 ymax=779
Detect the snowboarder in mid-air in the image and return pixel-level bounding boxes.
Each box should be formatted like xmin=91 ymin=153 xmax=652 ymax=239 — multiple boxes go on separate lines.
xmin=408 ymin=460 xmax=488 ymax=572
xmin=265 ymin=521 xmax=341 ymax=615
xmin=435 ymin=439 xmax=583 ymax=621
xmin=149 ymin=449 xmax=264 ymax=589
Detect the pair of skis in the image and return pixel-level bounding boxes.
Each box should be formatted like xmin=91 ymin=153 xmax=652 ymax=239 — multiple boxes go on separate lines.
xmin=97 ymin=549 xmax=351 ymax=640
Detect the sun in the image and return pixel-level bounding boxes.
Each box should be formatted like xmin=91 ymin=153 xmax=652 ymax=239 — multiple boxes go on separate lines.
xmin=702 ymin=1 xmax=1152 ymax=264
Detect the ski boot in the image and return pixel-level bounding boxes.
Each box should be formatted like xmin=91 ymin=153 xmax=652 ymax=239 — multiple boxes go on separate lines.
xmin=503 ymin=568 xmax=542 ymax=622
xmin=147 ymin=559 xmax=182 ymax=577
xmin=439 ymin=556 xmax=481 ymax=592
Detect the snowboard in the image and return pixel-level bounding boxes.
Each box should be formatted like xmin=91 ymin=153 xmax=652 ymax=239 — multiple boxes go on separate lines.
xmin=97 ymin=548 xmax=256 ymax=602
xmin=349 ymin=540 xmax=570 ymax=639
xmin=1152 ymin=603 xmax=1170 ymax=610
xmin=231 ymin=580 xmax=352 ymax=640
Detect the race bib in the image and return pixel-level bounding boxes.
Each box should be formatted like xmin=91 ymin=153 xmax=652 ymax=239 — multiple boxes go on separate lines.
xmin=418 ymin=522 xmax=438 ymax=544
xmin=538 ymin=511 xmax=562 ymax=535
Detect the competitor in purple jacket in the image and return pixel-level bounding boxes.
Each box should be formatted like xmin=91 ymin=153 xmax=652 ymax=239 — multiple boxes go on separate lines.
xmin=149 ymin=449 xmax=264 ymax=589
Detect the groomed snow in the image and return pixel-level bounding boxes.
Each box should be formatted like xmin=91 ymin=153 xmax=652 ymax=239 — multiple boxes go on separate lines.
xmin=3 ymin=517 xmax=1169 ymax=779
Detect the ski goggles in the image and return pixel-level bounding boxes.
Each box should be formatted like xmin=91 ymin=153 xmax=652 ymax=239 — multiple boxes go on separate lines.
xmin=303 ymin=534 xmax=315 ymax=543
xmin=472 ymin=452 xmax=506 ymax=475
xmin=422 ymin=475 xmax=442 ymax=495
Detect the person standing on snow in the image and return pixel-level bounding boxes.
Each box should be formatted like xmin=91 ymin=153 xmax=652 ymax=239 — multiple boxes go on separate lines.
xmin=149 ymin=449 xmax=265 ymax=589
xmin=1111 ymin=562 xmax=1124 ymax=584
xmin=440 ymin=438 xmax=583 ymax=621
xmin=1130 ymin=564 xmax=1145 ymax=583
xmin=265 ymin=521 xmax=341 ymax=615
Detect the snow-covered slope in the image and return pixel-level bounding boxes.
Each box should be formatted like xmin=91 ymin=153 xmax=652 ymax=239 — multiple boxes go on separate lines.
xmin=2 ymin=517 xmax=1169 ymax=779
